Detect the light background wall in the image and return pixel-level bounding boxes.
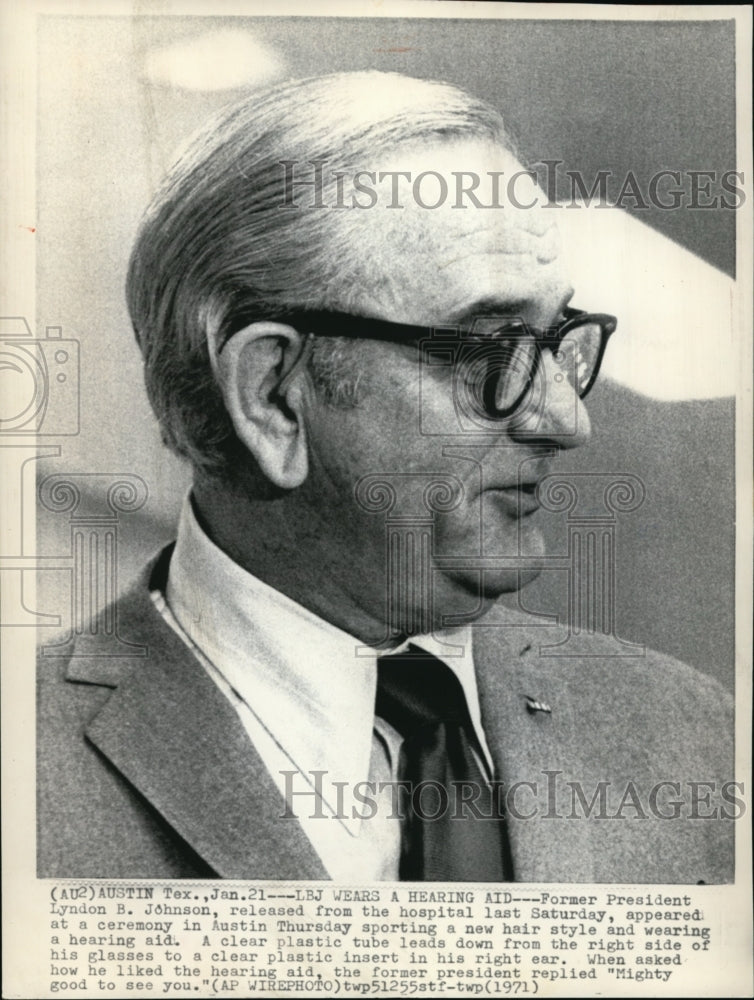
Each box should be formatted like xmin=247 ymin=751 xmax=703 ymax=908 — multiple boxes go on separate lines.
xmin=35 ymin=15 xmax=737 ymax=688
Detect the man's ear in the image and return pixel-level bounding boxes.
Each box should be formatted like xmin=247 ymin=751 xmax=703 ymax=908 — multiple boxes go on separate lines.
xmin=209 ymin=322 xmax=311 ymax=489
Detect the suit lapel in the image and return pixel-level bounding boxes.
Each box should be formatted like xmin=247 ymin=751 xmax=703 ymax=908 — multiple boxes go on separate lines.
xmin=73 ymin=557 xmax=327 ymax=880
xmin=72 ymin=552 xmax=599 ymax=883
xmin=474 ymin=614 xmax=596 ymax=882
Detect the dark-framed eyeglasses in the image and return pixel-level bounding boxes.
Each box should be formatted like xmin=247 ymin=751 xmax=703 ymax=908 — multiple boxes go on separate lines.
xmin=273 ymin=306 xmax=617 ymax=421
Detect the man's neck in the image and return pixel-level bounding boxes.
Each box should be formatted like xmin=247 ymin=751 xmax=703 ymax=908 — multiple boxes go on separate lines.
xmin=192 ymin=477 xmax=400 ymax=647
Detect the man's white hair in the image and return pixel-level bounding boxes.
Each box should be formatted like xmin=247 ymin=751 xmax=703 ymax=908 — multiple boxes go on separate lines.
xmin=126 ymin=71 xmax=512 ymax=478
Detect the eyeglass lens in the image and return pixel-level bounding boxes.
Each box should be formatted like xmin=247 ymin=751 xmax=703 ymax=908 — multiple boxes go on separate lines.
xmin=473 ymin=321 xmax=604 ymax=418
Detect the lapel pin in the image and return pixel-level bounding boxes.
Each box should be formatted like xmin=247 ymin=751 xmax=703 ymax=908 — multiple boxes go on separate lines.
xmin=525 ymin=696 xmax=552 ymax=715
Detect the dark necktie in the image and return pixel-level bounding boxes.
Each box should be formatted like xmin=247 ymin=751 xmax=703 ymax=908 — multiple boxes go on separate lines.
xmin=376 ymin=645 xmax=513 ymax=881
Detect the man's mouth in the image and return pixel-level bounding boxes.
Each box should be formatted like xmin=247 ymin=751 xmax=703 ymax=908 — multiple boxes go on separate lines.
xmin=491 ymin=481 xmax=542 ymax=516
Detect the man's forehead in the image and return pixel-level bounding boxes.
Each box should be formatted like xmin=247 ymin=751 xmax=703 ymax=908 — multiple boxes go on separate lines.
xmin=371 ymin=138 xmax=557 ymax=239
xmin=430 ymin=210 xmax=562 ymax=271
xmin=349 ymin=140 xmax=568 ymax=323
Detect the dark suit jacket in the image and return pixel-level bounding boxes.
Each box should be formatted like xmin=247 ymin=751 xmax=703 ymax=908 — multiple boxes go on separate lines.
xmin=37 ymin=546 xmax=735 ymax=882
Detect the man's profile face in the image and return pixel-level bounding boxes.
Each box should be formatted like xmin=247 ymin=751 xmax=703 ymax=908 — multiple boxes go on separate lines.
xmin=299 ymin=139 xmax=592 ymax=640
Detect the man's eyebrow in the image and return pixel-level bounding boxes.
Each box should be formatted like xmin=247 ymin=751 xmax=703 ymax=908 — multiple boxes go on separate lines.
xmin=444 ymin=298 xmax=531 ymax=326
xmin=444 ymin=288 xmax=575 ymax=327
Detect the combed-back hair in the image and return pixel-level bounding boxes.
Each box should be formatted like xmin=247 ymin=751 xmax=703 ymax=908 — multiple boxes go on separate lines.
xmin=126 ymin=71 xmax=511 ymax=477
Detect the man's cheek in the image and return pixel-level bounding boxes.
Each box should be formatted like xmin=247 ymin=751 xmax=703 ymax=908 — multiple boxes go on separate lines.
xmin=485 ymin=516 xmax=546 ymax=565
xmin=432 ymin=500 xmax=486 ymax=556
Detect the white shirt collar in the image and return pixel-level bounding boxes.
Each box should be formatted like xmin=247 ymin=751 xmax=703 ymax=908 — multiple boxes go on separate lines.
xmin=165 ymin=495 xmax=491 ymax=835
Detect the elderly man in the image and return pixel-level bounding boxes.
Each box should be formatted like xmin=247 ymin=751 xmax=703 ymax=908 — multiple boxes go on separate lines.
xmin=38 ymin=71 xmax=734 ymax=882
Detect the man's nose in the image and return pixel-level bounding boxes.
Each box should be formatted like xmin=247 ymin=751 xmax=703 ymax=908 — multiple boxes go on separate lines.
xmin=508 ymin=349 xmax=592 ymax=449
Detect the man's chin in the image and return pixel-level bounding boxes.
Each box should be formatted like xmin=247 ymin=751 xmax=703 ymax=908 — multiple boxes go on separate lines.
xmin=484 ymin=563 xmax=543 ymax=594
xmin=437 ymin=524 xmax=547 ymax=602
xmin=451 ymin=563 xmax=542 ymax=600
xmin=423 ymin=562 xmax=541 ymax=631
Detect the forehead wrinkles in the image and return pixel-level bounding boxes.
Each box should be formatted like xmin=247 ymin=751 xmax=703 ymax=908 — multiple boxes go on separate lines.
xmin=367 ymin=196 xmax=562 ymax=270
xmin=423 ymin=196 xmax=560 ymax=255
xmin=434 ymin=216 xmax=562 ymax=273
xmin=355 ymin=205 xmax=563 ymax=311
